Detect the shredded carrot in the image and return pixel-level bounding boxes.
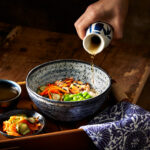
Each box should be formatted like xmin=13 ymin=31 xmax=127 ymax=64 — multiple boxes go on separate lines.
xmin=52 ymin=86 xmax=68 ymax=93
xmin=40 ymin=84 xmax=68 ymax=99
xmin=48 ymin=90 xmax=52 ymax=99
xmin=38 ymin=78 xmax=91 ymax=101
xmin=2 ymin=115 xmax=41 ymax=136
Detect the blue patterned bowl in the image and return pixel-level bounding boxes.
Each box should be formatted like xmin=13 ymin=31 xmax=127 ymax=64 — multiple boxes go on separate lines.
xmin=26 ymin=59 xmax=111 ymax=121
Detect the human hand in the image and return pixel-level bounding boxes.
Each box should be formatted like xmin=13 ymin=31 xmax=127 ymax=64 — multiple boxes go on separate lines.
xmin=74 ymin=0 xmax=128 ymax=40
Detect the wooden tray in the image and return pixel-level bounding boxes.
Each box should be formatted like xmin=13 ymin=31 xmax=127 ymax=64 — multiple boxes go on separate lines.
xmin=0 ymin=22 xmax=149 ymax=149
xmin=0 ymin=83 xmax=116 ymax=150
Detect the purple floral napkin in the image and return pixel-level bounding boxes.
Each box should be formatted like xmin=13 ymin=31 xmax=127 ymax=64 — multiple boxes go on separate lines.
xmin=80 ymin=101 xmax=150 ymax=150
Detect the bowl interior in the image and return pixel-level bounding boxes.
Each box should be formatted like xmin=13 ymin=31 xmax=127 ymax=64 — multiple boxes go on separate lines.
xmin=0 ymin=109 xmax=45 ymax=138
xmin=0 ymin=79 xmax=21 ymax=102
xmin=27 ymin=60 xmax=110 ymax=96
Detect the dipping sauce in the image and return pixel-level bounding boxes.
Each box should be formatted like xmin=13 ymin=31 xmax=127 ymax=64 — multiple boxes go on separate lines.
xmin=0 ymin=86 xmax=18 ymax=101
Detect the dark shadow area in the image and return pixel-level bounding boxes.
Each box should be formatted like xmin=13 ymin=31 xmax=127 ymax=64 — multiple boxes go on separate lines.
xmin=0 ymin=0 xmax=94 ymax=33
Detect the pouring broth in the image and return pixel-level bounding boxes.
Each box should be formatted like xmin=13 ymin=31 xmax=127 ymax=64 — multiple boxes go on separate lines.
xmin=88 ymin=35 xmax=101 ymax=55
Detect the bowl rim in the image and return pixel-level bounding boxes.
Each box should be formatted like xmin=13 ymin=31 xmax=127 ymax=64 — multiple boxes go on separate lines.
xmin=0 ymin=109 xmax=45 ymax=138
xmin=0 ymin=79 xmax=22 ymax=102
xmin=26 ymin=59 xmax=111 ymax=104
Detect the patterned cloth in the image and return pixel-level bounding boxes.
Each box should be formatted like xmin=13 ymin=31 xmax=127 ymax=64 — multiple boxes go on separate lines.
xmin=80 ymin=101 xmax=150 ymax=150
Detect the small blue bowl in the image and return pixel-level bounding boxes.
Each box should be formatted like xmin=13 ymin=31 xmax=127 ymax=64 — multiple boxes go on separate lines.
xmin=0 ymin=79 xmax=21 ymax=108
xmin=26 ymin=59 xmax=111 ymax=121
xmin=0 ymin=109 xmax=45 ymax=138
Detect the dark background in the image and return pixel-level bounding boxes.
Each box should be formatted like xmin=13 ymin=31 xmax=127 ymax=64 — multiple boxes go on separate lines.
xmin=0 ymin=0 xmax=149 ymax=45
xmin=0 ymin=0 xmax=94 ymax=33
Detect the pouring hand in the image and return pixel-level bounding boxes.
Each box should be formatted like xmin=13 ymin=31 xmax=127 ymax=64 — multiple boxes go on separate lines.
xmin=74 ymin=0 xmax=128 ymax=40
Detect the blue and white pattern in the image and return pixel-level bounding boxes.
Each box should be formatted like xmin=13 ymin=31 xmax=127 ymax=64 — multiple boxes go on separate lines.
xmin=86 ymin=22 xmax=113 ymax=40
xmin=80 ymin=101 xmax=150 ymax=150
xmin=27 ymin=59 xmax=110 ymax=93
xmin=83 ymin=22 xmax=113 ymax=55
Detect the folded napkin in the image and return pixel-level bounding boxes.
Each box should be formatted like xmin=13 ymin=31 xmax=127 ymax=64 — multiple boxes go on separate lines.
xmin=80 ymin=101 xmax=150 ymax=150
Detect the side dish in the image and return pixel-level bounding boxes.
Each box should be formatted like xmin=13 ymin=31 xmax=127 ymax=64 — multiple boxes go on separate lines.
xmin=3 ymin=114 xmax=42 ymax=136
xmin=37 ymin=77 xmax=99 ymax=101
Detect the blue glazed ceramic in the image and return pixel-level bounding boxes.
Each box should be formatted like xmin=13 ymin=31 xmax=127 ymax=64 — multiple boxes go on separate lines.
xmin=86 ymin=22 xmax=113 ymax=39
xmin=0 ymin=109 xmax=45 ymax=138
xmin=0 ymin=79 xmax=21 ymax=108
xmin=26 ymin=59 xmax=111 ymax=121
xmin=83 ymin=22 xmax=113 ymax=55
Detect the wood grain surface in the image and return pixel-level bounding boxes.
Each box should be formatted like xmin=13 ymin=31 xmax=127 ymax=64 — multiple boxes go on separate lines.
xmin=0 ymin=23 xmax=150 ymax=103
xmin=0 ymin=22 xmax=150 ymax=147
xmin=0 ymin=0 xmax=150 ymax=148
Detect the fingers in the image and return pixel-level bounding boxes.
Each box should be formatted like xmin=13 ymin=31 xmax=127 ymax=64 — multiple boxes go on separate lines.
xmin=75 ymin=16 xmax=123 ymax=41
xmin=110 ymin=17 xmax=124 ymax=40
xmin=74 ymin=14 xmax=87 ymax=40
xmin=74 ymin=14 xmax=94 ymax=40
xmin=74 ymin=4 xmax=100 ymax=40
xmin=74 ymin=0 xmax=127 ymax=41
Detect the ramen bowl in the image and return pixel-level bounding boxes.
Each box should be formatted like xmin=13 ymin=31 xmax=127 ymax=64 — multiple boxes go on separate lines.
xmin=26 ymin=59 xmax=111 ymax=121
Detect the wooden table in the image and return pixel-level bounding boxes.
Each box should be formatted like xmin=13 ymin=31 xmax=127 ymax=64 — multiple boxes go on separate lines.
xmin=0 ymin=22 xmax=150 ymax=149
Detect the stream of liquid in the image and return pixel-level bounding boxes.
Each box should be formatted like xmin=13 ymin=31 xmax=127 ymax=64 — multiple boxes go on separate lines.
xmin=88 ymin=36 xmax=101 ymax=86
xmin=91 ymin=55 xmax=95 ymax=86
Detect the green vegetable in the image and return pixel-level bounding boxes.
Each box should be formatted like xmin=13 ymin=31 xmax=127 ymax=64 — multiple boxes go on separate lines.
xmin=37 ymin=89 xmax=41 ymax=94
xmin=64 ymin=94 xmax=72 ymax=101
xmin=64 ymin=97 xmax=71 ymax=101
xmin=39 ymin=85 xmax=47 ymax=91
xmin=85 ymin=95 xmax=92 ymax=99
xmin=52 ymin=93 xmax=61 ymax=100
xmin=77 ymin=93 xmax=83 ymax=96
xmin=11 ymin=117 xmax=20 ymax=123
xmin=78 ymin=97 xmax=84 ymax=101
xmin=69 ymin=94 xmax=74 ymax=98
xmin=22 ymin=129 xmax=31 ymax=135
xmin=27 ymin=117 xmax=36 ymax=124
xmin=73 ymin=96 xmax=78 ymax=101
xmin=12 ymin=114 xmax=27 ymax=123
xmin=63 ymin=92 xmax=92 ymax=101
xmin=16 ymin=123 xmax=30 ymax=135
xmin=82 ymin=92 xmax=88 ymax=97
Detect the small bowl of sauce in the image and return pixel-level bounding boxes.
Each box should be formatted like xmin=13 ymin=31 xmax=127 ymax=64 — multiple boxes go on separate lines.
xmin=0 ymin=79 xmax=21 ymax=108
